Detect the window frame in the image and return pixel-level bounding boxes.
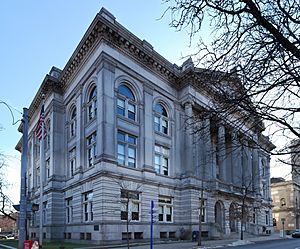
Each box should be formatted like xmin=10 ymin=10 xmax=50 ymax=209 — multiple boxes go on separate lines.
xmin=83 ymin=192 xmax=93 ymax=222
xmin=87 ymin=87 xmax=97 ymax=122
xmin=117 ymin=131 xmax=137 ymax=168
xmin=87 ymin=133 xmax=97 ymax=167
xmin=66 ymin=198 xmax=73 ymax=224
xmin=117 ymin=85 xmax=137 ymax=121
xmin=154 ymin=103 xmax=169 ymax=135
xmin=69 ymin=147 xmax=76 ymax=177
xmin=120 ymin=190 xmax=140 ymax=222
xmin=154 ymin=145 xmax=170 ymax=176
xmin=158 ymin=196 xmax=173 ymax=223
xmin=70 ymin=107 xmax=77 ymax=138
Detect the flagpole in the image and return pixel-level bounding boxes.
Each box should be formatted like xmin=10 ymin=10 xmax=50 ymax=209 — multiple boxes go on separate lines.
xmin=39 ymin=95 xmax=45 ymax=247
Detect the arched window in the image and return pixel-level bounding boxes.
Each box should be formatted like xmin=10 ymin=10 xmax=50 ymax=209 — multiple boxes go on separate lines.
xmin=87 ymin=86 xmax=97 ymax=121
xmin=70 ymin=107 xmax=76 ymax=137
xmin=280 ymin=198 xmax=286 ymax=207
xmin=117 ymin=85 xmax=136 ymax=121
xmin=154 ymin=103 xmax=169 ymax=135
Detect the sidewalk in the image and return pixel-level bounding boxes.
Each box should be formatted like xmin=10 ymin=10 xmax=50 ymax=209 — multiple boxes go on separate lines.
xmin=85 ymin=232 xmax=286 ymax=249
xmin=0 ymin=232 xmax=287 ymax=249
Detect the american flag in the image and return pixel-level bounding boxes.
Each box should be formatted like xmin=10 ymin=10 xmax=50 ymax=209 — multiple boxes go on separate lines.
xmin=36 ymin=103 xmax=46 ymax=140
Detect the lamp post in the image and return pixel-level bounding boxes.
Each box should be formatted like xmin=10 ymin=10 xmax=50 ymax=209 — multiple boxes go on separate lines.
xmin=240 ymin=186 xmax=246 ymax=241
xmin=18 ymin=108 xmax=28 ymax=249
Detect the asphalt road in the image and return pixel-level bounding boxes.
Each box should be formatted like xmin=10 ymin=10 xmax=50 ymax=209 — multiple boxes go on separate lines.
xmin=222 ymin=239 xmax=300 ymax=249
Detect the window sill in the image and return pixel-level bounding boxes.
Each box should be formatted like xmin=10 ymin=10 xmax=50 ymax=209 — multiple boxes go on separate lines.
xmin=117 ymin=115 xmax=139 ymax=125
xmin=154 ymin=131 xmax=171 ymax=139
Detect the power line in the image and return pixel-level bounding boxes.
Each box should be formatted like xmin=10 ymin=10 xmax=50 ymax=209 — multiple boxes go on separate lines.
xmin=0 ymin=101 xmax=22 ymax=126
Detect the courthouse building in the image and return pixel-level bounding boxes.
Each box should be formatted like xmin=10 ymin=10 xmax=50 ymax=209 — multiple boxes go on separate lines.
xmin=16 ymin=8 xmax=274 ymax=243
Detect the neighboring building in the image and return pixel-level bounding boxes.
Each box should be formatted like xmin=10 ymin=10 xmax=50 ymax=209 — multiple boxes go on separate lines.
xmin=271 ymin=178 xmax=300 ymax=231
xmin=0 ymin=213 xmax=18 ymax=235
xmin=16 ymin=8 xmax=274 ymax=243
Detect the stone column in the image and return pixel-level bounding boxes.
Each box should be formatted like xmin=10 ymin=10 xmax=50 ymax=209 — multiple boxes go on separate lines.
xmin=218 ymin=124 xmax=226 ymax=181
xmin=76 ymin=91 xmax=83 ymax=173
xmin=231 ymin=131 xmax=242 ymax=186
xmin=184 ymin=101 xmax=194 ymax=175
xmin=97 ymin=59 xmax=116 ymax=161
xmin=252 ymin=135 xmax=260 ymax=194
xmin=204 ymin=117 xmax=214 ymax=179
xmin=143 ymin=84 xmax=154 ymax=171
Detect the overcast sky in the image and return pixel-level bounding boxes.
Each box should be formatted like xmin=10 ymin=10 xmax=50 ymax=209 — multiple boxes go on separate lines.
xmin=0 ymin=0 xmax=290 ymax=204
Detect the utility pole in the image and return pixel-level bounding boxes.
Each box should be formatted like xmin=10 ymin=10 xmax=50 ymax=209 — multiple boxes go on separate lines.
xmin=198 ymin=183 xmax=204 ymax=246
xmin=18 ymin=108 xmax=28 ymax=249
xmin=39 ymin=96 xmax=45 ymax=248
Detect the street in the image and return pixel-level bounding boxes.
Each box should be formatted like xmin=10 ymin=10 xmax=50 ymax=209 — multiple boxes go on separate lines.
xmin=113 ymin=239 xmax=300 ymax=249
xmin=222 ymin=239 xmax=300 ymax=249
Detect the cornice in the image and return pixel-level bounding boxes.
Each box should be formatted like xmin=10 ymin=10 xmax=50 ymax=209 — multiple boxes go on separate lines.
xmin=59 ymin=8 xmax=179 ymax=91
xmin=27 ymin=75 xmax=62 ymax=123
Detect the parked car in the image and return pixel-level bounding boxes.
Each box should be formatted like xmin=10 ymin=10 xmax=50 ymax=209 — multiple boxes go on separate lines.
xmin=292 ymin=230 xmax=300 ymax=238
xmin=0 ymin=235 xmax=7 ymax=240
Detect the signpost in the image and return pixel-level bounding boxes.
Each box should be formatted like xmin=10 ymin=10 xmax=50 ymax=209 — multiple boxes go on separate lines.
xmin=150 ymin=200 xmax=154 ymax=249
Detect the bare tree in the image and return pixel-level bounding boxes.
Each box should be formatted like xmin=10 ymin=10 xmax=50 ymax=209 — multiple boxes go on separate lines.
xmin=0 ymin=152 xmax=17 ymax=221
xmin=164 ymin=0 xmax=300 ymax=162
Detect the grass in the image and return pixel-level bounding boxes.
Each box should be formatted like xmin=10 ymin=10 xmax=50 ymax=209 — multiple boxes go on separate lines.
xmin=0 ymin=240 xmax=92 ymax=249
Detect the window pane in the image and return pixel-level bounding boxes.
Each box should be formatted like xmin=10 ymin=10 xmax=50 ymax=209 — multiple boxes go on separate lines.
xmin=71 ymin=108 xmax=76 ymax=119
xmin=118 ymin=144 xmax=125 ymax=154
xmin=118 ymin=85 xmax=135 ymax=101
xmin=128 ymin=147 xmax=136 ymax=158
xmin=131 ymin=203 xmax=139 ymax=212
xmin=132 ymin=212 xmax=139 ymax=220
xmin=89 ymin=87 xmax=97 ymax=101
xmin=128 ymin=111 xmax=135 ymax=120
xmin=118 ymin=155 xmax=125 ymax=165
xmin=121 ymin=211 xmax=128 ymax=220
xmin=128 ymin=158 xmax=135 ymax=167
xmin=155 ymin=145 xmax=160 ymax=152
xmin=117 ymin=107 xmax=125 ymax=116
xmin=128 ymin=135 xmax=136 ymax=144
xmin=118 ymin=132 xmax=125 ymax=142
xmin=117 ymin=98 xmax=125 ymax=108
xmin=155 ymin=155 xmax=160 ymax=165
xmin=166 ymin=214 xmax=172 ymax=222
xmin=117 ymin=99 xmax=125 ymax=116
xmin=159 ymin=214 xmax=163 ymax=221
xmin=162 ymin=147 xmax=169 ymax=155
xmin=128 ymin=103 xmax=135 ymax=113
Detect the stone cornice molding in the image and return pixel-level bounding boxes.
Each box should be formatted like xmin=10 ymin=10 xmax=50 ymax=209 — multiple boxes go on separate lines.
xmin=59 ymin=8 xmax=179 ymax=91
xmin=28 ymin=75 xmax=62 ymax=123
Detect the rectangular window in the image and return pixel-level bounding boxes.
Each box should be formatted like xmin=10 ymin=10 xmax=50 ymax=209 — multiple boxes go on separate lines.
xmin=88 ymin=99 xmax=97 ymax=121
xmin=154 ymin=145 xmax=169 ymax=175
xmin=66 ymin=198 xmax=73 ymax=224
xmin=87 ymin=133 xmax=97 ymax=167
xmin=265 ymin=211 xmax=269 ymax=225
xmin=199 ymin=199 xmax=206 ymax=222
xmin=42 ymin=201 xmax=47 ymax=224
xmin=69 ymin=148 xmax=76 ymax=177
xmin=117 ymin=131 xmax=137 ymax=168
xmin=158 ymin=196 xmax=173 ymax=223
xmin=117 ymin=98 xmax=125 ymax=116
xmin=121 ymin=190 xmax=140 ymax=221
xmin=46 ymin=158 xmax=50 ymax=179
xmin=128 ymin=103 xmax=135 ymax=120
xmin=83 ymin=192 xmax=93 ymax=222
xmin=37 ymin=167 xmax=40 ymax=186
xmin=154 ymin=116 xmax=160 ymax=132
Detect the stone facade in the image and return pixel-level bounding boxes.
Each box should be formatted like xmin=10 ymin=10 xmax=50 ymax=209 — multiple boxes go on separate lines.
xmin=17 ymin=8 xmax=274 ymax=244
xmin=271 ymin=179 xmax=300 ymax=231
